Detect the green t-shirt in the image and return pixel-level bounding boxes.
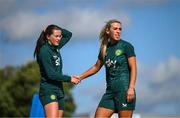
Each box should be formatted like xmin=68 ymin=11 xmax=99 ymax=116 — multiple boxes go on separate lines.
xmin=98 ymin=39 xmax=136 ymax=92
xmin=37 ymin=29 xmax=72 ymax=93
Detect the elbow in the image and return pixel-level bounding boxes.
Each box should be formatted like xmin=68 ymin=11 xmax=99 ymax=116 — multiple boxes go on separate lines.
xmin=46 ymin=74 xmax=58 ymax=81
xmin=68 ymin=32 xmax=72 ymax=38
xmin=93 ymin=66 xmax=101 ymax=73
xmin=70 ymin=32 xmax=72 ymax=37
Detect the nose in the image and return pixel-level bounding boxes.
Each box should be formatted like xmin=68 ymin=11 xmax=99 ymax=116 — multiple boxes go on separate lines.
xmin=57 ymin=36 xmax=61 ymax=40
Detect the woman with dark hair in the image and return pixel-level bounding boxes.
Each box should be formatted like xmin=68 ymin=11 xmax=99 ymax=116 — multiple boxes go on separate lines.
xmin=34 ymin=24 xmax=80 ymax=117
xmin=77 ymin=19 xmax=137 ymax=118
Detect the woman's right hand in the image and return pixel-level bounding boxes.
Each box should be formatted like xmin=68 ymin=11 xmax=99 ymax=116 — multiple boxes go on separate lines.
xmin=71 ymin=75 xmax=80 ymax=84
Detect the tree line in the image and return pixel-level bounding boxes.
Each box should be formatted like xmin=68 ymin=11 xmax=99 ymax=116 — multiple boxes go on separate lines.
xmin=0 ymin=61 xmax=76 ymax=117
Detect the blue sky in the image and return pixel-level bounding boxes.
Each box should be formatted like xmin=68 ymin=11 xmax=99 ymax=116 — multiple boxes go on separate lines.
xmin=0 ymin=0 xmax=180 ymax=116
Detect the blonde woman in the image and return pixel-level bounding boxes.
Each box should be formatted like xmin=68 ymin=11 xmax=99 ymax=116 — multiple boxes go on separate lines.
xmin=77 ymin=19 xmax=137 ymax=118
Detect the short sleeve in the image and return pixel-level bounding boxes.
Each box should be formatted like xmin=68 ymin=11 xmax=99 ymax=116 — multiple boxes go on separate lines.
xmin=98 ymin=50 xmax=103 ymax=61
xmin=125 ymin=43 xmax=136 ymax=58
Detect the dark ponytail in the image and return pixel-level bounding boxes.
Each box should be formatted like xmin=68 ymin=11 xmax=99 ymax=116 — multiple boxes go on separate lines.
xmin=34 ymin=31 xmax=47 ymax=58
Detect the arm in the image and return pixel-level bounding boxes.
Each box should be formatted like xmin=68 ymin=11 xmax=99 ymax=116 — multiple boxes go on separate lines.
xmin=127 ymin=56 xmax=137 ymax=102
xmin=79 ymin=59 xmax=103 ymax=80
xmin=128 ymin=56 xmax=137 ymax=89
xmin=58 ymin=28 xmax=72 ymax=49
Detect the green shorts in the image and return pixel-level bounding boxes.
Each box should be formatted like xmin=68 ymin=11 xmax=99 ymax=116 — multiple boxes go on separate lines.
xmin=98 ymin=90 xmax=136 ymax=111
xmin=39 ymin=90 xmax=65 ymax=110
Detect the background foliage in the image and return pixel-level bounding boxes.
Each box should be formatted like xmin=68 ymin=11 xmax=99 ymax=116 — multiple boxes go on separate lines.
xmin=0 ymin=61 xmax=76 ymax=117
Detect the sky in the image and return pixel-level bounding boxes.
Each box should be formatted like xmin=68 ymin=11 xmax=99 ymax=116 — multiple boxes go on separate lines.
xmin=0 ymin=0 xmax=180 ymax=116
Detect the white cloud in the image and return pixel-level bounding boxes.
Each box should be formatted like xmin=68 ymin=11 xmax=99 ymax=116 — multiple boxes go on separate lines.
xmin=136 ymin=56 xmax=180 ymax=114
xmin=0 ymin=9 xmax=131 ymax=40
xmin=1 ymin=0 xmax=178 ymax=41
xmin=0 ymin=0 xmax=16 ymax=17
xmin=0 ymin=0 xmax=45 ymax=17
xmin=152 ymin=57 xmax=180 ymax=83
xmin=1 ymin=12 xmax=40 ymax=40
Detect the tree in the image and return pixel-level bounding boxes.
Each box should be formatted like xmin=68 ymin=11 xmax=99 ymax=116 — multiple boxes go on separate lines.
xmin=0 ymin=61 xmax=76 ymax=117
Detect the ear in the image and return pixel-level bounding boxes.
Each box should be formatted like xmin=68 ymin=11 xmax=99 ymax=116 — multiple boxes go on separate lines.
xmin=106 ymin=28 xmax=110 ymax=34
xmin=46 ymin=35 xmax=50 ymax=40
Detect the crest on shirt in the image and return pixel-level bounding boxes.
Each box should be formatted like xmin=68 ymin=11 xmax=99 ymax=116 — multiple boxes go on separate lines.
xmin=50 ymin=95 xmax=56 ymax=100
xmin=115 ymin=49 xmax=122 ymax=56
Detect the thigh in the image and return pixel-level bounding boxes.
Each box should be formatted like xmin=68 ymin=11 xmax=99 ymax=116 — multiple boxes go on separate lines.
xmin=95 ymin=107 xmax=114 ymax=118
xmin=118 ymin=110 xmax=133 ymax=118
xmin=44 ymin=102 xmax=59 ymax=117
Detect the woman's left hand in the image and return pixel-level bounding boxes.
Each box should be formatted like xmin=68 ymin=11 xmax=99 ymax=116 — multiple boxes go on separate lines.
xmin=126 ymin=88 xmax=135 ymax=102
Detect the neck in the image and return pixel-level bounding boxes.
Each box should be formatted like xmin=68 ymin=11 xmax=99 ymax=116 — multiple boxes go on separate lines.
xmin=110 ymin=39 xmax=119 ymax=44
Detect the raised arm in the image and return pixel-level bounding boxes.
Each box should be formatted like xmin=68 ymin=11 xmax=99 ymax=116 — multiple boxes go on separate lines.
xmin=79 ymin=59 xmax=103 ymax=81
xmin=58 ymin=28 xmax=72 ymax=49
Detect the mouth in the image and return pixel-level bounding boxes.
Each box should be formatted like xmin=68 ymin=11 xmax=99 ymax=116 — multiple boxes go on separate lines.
xmin=117 ymin=32 xmax=121 ymax=37
xmin=115 ymin=34 xmax=120 ymax=39
xmin=56 ymin=40 xmax=60 ymax=43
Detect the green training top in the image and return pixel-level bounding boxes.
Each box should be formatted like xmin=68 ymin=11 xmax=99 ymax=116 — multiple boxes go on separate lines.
xmin=37 ymin=28 xmax=72 ymax=90
xmin=99 ymin=39 xmax=136 ymax=92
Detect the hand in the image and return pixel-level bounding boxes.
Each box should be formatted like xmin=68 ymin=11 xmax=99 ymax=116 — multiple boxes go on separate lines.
xmin=71 ymin=75 xmax=80 ymax=84
xmin=126 ymin=88 xmax=135 ymax=102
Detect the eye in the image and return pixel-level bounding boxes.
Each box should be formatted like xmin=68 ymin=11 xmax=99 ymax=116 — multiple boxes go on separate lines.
xmin=114 ymin=27 xmax=122 ymax=31
xmin=53 ymin=35 xmax=62 ymax=38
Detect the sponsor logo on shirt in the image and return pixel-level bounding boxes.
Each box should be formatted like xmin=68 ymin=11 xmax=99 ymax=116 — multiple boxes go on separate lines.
xmin=105 ymin=59 xmax=116 ymax=68
xmin=53 ymin=56 xmax=60 ymax=66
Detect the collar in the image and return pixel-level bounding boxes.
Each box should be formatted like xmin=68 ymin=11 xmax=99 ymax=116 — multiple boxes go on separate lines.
xmin=46 ymin=41 xmax=59 ymax=52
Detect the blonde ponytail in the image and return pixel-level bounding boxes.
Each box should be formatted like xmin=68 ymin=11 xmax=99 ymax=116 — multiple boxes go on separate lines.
xmin=99 ymin=26 xmax=108 ymax=60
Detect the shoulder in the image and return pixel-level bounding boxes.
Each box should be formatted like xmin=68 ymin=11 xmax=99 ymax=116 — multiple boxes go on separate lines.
xmin=39 ymin=43 xmax=51 ymax=57
xmin=120 ymin=39 xmax=133 ymax=46
xmin=120 ymin=39 xmax=134 ymax=48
